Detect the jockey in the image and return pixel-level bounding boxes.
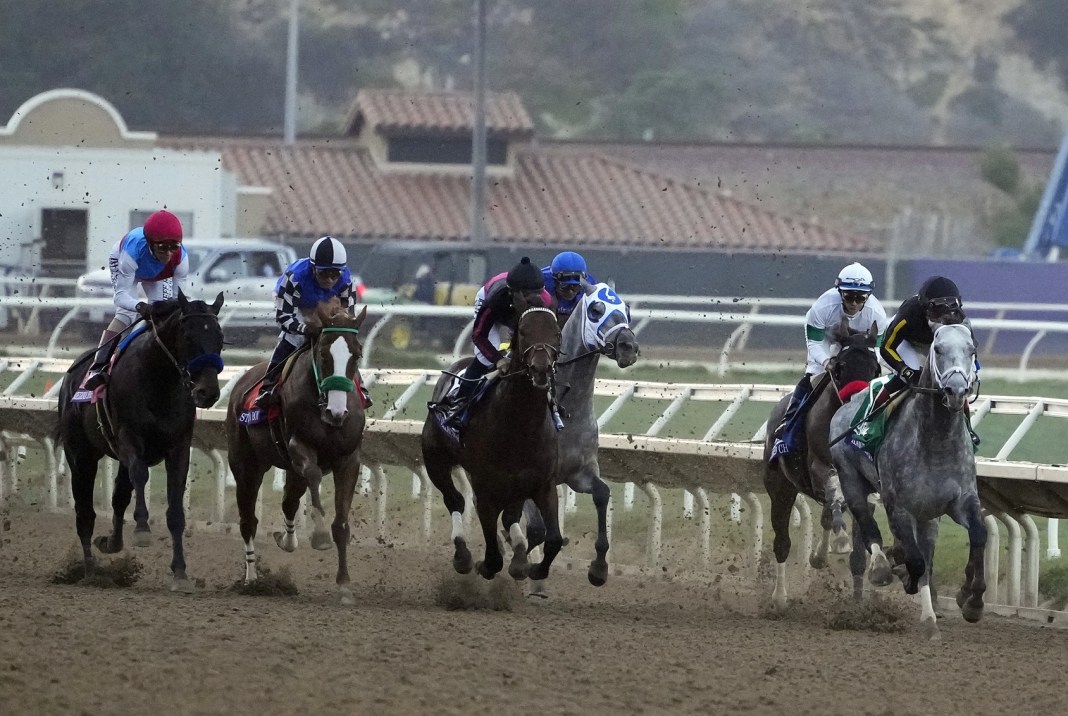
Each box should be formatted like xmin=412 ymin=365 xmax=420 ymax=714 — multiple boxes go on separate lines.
xmin=442 ymin=256 xmax=548 ymax=427
xmin=84 ymin=210 xmax=188 ymax=390
xmin=255 ymin=236 xmax=370 ymax=407
xmin=874 ymin=275 xmax=970 ymax=410
xmin=541 ymin=251 xmax=598 ymax=322
xmin=774 ymin=262 xmax=887 ymax=436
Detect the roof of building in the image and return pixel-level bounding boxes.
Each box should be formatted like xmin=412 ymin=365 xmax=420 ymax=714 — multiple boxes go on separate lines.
xmin=164 ymin=134 xmax=876 ymax=254
xmin=342 ymin=88 xmax=535 ymax=138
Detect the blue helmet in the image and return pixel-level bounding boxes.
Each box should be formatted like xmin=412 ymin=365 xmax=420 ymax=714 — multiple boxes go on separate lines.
xmin=550 ymin=251 xmax=587 ymax=285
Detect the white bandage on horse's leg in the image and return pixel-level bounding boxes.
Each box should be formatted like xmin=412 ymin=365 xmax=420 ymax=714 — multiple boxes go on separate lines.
xmin=509 ymin=522 xmax=527 ymax=554
xmin=450 ymin=511 xmax=464 ymax=543
xmin=772 ymin=562 xmax=788 ymax=608
xmin=917 ymin=584 xmax=937 ymax=623
xmin=279 ymin=515 xmax=298 ymax=550
xmin=243 ymin=538 xmax=258 ymax=582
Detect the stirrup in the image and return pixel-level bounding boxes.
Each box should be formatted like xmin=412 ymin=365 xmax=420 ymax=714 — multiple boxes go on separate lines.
xmin=84 ymin=370 xmax=108 ymax=390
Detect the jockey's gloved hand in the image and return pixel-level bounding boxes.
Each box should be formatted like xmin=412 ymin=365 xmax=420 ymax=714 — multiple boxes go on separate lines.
xmin=495 ymin=356 xmax=510 ymax=373
xmin=900 ymin=366 xmax=922 ymax=386
xmin=135 ymin=302 xmax=150 ymax=319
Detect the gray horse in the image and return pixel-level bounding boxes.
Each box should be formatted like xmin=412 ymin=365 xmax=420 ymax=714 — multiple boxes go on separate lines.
xmin=830 ymin=322 xmax=985 ymax=640
xmin=763 ymin=319 xmax=882 ymax=610
xmin=523 ymin=283 xmax=639 ymax=587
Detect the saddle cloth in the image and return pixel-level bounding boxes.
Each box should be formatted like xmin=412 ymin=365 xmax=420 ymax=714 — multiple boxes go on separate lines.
xmin=845 ymin=376 xmax=895 ymax=459
xmin=70 ymin=327 xmax=148 ymax=404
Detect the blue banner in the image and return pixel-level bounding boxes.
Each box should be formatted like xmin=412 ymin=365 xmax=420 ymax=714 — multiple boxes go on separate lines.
xmin=1024 ymin=130 xmax=1068 ymax=258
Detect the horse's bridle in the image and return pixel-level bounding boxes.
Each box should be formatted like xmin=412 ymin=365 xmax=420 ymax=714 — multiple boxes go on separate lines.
xmin=507 ymin=307 xmax=560 ymax=380
xmin=918 ymin=328 xmax=980 ymax=409
xmin=147 ymin=310 xmax=225 ymax=390
xmin=309 ymin=326 xmax=361 ymax=403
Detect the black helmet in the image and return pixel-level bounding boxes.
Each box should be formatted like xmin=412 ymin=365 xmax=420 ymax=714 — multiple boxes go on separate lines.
xmin=506 ymin=257 xmax=544 ymax=291
xmin=918 ymin=276 xmax=962 ymax=320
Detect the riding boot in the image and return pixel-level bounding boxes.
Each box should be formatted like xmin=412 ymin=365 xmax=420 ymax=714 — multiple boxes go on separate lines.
xmin=443 ymin=359 xmax=492 ymax=428
xmin=255 ymin=340 xmax=297 ymax=407
xmin=83 ymin=329 xmax=120 ymax=390
xmin=774 ymin=376 xmax=812 ymax=437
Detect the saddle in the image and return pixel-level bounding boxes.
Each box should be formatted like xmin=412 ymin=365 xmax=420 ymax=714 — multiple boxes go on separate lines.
xmin=768 ymin=373 xmax=830 ymax=463
xmin=237 ymin=351 xmax=305 ymax=425
xmin=845 ymin=376 xmax=898 ymax=458
xmin=71 ymin=327 xmax=147 ymax=404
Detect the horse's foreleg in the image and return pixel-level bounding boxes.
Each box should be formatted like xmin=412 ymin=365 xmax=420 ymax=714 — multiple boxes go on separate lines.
xmin=69 ymin=453 xmax=99 ymax=575
xmin=474 ymin=500 xmax=504 ymax=580
xmin=274 ymin=469 xmax=309 ymax=552
xmin=331 ymin=458 xmax=360 ymax=606
xmin=885 ymin=500 xmax=924 ymax=596
xmin=94 ymin=463 xmax=133 ymax=554
xmin=766 ymin=474 xmax=797 ymax=610
xmin=588 ymin=476 xmax=611 ymax=587
xmin=164 ymin=448 xmax=194 ymax=594
xmin=529 ymin=482 xmax=563 ymax=582
xmin=502 ymin=503 xmax=529 ymax=581
xmin=288 ymin=439 xmax=326 ymax=518
xmin=233 ymin=459 xmax=266 ymax=585
xmin=915 ymin=519 xmax=940 ymax=641
xmin=424 ymin=451 xmax=470 ymax=574
xmin=953 ymin=494 xmax=987 ymax=623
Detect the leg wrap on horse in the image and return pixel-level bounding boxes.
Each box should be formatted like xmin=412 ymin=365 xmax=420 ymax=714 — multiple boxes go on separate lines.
xmin=84 ymin=329 xmax=121 ymax=390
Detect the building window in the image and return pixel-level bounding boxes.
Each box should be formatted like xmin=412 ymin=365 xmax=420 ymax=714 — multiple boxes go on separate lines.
xmin=130 ymin=210 xmax=194 ymax=236
xmin=387 ymin=136 xmax=507 ymax=165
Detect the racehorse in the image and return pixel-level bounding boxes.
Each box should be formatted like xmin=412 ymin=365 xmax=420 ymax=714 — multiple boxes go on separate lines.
xmin=763 ymin=319 xmax=882 ymax=610
xmin=831 ymin=322 xmax=984 ymax=640
xmin=225 ymin=302 xmax=368 ymax=605
xmin=57 ymin=292 xmax=225 ymax=592
xmin=422 ymin=304 xmax=563 ymax=581
xmin=522 ymin=283 xmax=639 ymax=586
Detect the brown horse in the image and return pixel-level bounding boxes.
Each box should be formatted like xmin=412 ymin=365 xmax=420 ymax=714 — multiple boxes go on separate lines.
xmin=225 ymin=302 xmax=368 ymax=604
xmin=763 ymin=319 xmax=882 ymax=610
xmin=422 ymin=305 xmax=563 ymax=581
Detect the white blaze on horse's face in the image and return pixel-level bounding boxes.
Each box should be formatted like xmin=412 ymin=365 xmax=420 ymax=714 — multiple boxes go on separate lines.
xmin=326 ymin=335 xmax=352 ymax=419
xmin=580 ymin=284 xmax=630 ymax=352
xmin=929 ymin=324 xmax=977 ymax=412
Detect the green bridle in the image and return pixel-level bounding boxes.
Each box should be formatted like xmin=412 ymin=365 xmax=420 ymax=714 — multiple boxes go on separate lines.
xmin=310 ymin=326 xmax=361 ymax=396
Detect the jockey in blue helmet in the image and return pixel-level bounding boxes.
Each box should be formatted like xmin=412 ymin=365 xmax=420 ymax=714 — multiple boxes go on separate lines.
xmin=542 ymin=251 xmax=597 ymax=322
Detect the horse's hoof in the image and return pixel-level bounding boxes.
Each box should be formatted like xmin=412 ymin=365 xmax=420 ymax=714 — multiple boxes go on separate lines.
xmin=310 ymin=531 xmax=333 ymax=551
xmin=508 ymin=554 xmax=530 ymax=581
xmin=133 ymin=530 xmax=152 ymax=548
xmin=338 ymin=586 xmax=356 ymax=606
xmin=529 ymin=562 xmax=550 ymax=581
xmin=453 ymin=540 xmax=473 ymax=574
xmin=93 ymin=535 xmax=122 ymax=554
xmin=528 ymin=579 xmax=549 ymax=599
xmin=809 ymin=553 xmax=828 ymax=570
xmin=922 ymin=617 xmax=940 ymax=642
xmin=771 ymin=595 xmax=788 ymax=612
xmin=830 ymin=534 xmax=852 ymax=555
xmin=588 ymin=559 xmax=608 ymax=587
xmin=273 ymin=531 xmax=297 ymax=553
xmin=475 ymin=561 xmax=498 ymax=580
xmin=960 ymin=597 xmax=984 ymax=623
xmin=170 ymin=577 xmax=195 ymax=594
xmin=869 ymin=554 xmax=893 ymax=587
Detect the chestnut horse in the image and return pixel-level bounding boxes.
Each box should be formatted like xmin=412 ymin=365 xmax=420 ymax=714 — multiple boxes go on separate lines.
xmin=225 ymin=303 xmax=368 ymax=604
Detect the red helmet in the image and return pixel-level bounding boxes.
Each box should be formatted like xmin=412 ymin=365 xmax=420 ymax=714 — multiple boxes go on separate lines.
xmin=143 ymin=210 xmax=183 ymax=244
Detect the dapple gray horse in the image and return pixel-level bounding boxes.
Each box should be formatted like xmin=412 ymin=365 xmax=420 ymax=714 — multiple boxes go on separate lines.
xmin=523 ymin=283 xmax=639 ymax=588
xmin=763 ymin=319 xmax=882 ymax=610
xmin=830 ymin=323 xmax=984 ymax=640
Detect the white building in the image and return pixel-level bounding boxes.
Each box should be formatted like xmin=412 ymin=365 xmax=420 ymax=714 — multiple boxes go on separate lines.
xmin=0 ymin=88 xmax=269 ymax=277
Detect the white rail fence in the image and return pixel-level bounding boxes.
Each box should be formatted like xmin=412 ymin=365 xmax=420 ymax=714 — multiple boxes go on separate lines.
xmin=0 ymin=356 xmax=1067 ymax=616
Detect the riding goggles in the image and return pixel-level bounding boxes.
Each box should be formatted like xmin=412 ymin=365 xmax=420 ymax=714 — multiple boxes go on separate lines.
xmin=152 ymin=242 xmax=182 ymax=253
xmin=840 ymin=290 xmax=870 ymax=305
xmin=553 ymin=271 xmax=585 ymax=285
xmin=926 ymin=296 xmax=962 ymax=318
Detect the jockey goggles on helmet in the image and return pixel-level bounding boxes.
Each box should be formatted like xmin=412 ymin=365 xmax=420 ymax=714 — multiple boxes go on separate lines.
xmin=839 ymin=290 xmax=869 ymax=305
xmin=925 ymin=295 xmax=962 ymax=319
xmin=553 ymin=271 xmax=585 ymax=285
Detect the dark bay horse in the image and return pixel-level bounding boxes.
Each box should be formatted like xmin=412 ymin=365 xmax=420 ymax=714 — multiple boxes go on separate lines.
xmin=57 ymin=292 xmax=225 ymax=592
xmin=225 ymin=303 xmax=368 ymax=605
xmin=763 ymin=319 xmax=881 ymax=610
xmin=523 ymin=282 xmax=639 ymax=587
xmin=831 ymin=323 xmax=984 ymax=640
xmin=422 ymin=305 xmax=562 ymax=581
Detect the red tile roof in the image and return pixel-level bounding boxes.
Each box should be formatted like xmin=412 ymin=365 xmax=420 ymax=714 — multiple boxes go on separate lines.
xmin=342 ymin=88 xmax=534 ymax=138
xmin=163 ymin=135 xmax=875 ymax=253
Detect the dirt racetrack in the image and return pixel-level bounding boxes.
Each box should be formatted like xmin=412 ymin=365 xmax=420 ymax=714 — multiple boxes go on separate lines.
xmin=2 ymin=506 xmax=1067 ymax=715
